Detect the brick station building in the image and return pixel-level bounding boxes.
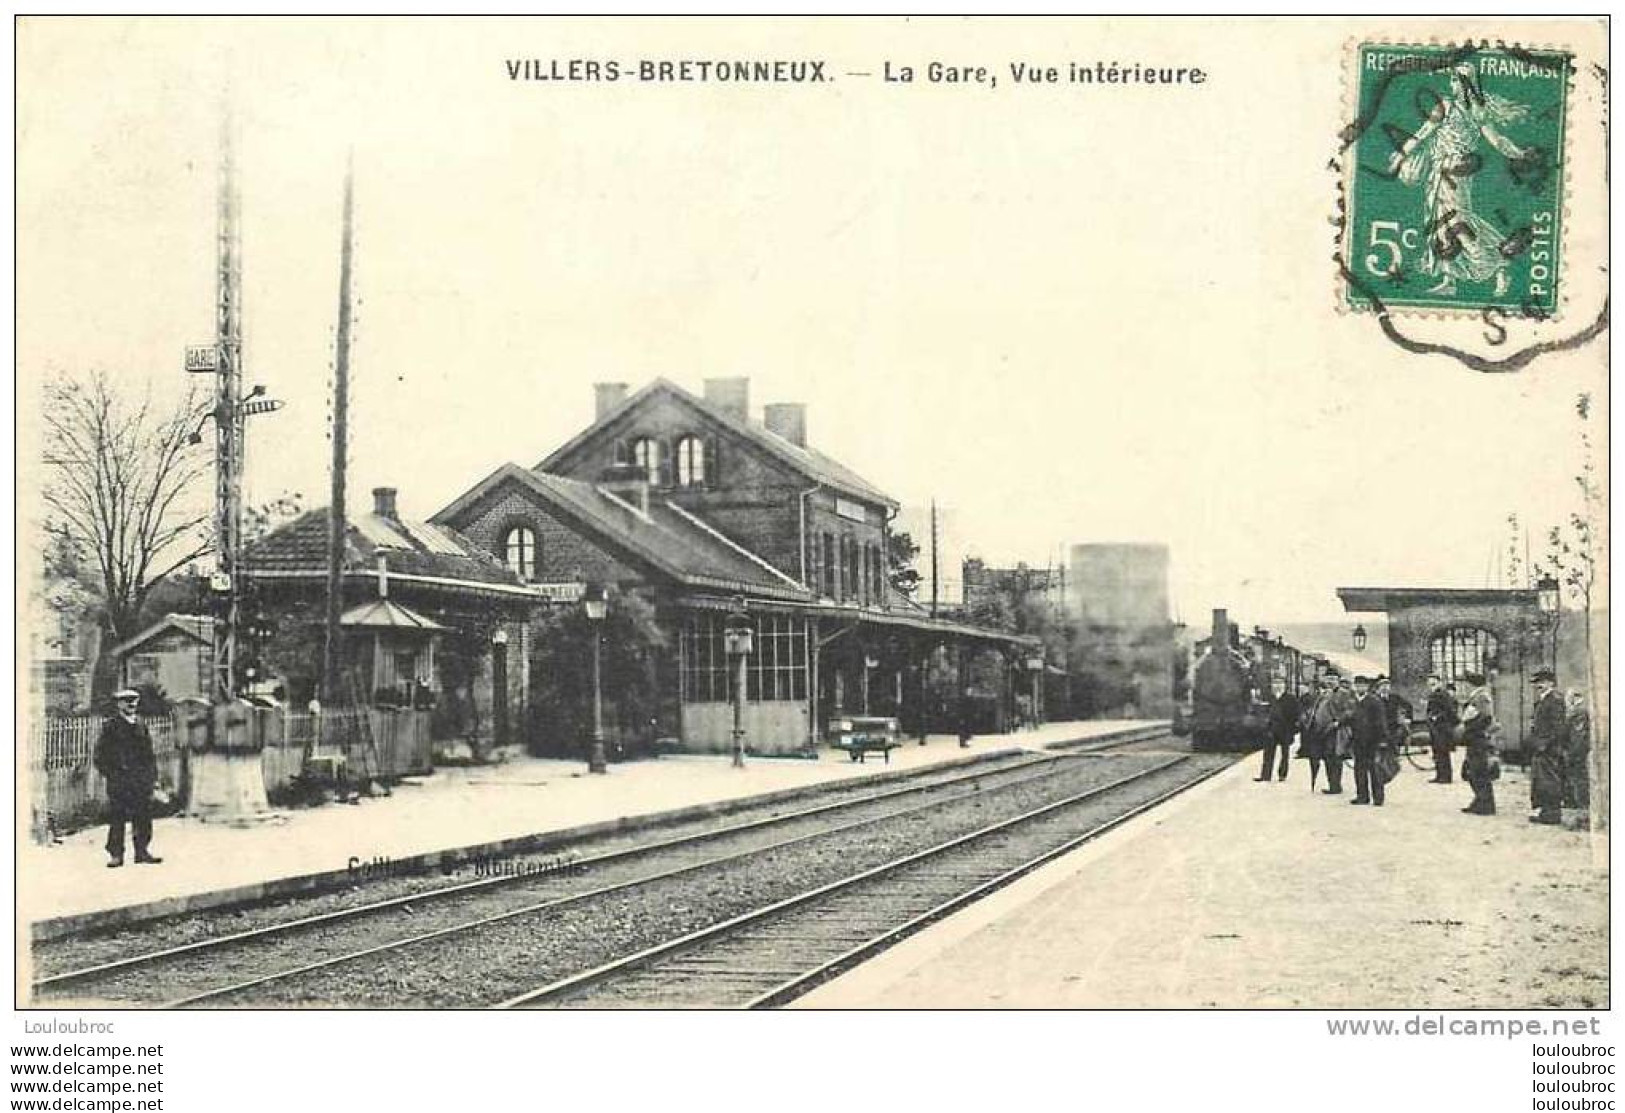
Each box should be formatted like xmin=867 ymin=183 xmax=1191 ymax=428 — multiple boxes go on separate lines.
xmin=433 ymin=377 xmax=1039 ymax=755
xmin=1337 ymin=586 xmax=1554 ymax=750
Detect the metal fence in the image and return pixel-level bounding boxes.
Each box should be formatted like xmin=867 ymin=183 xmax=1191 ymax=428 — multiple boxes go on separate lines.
xmin=27 ymin=707 xmax=434 ymax=841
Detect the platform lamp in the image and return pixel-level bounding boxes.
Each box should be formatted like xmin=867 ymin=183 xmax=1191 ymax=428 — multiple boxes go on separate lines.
xmin=724 ymin=597 xmax=754 ymax=769
xmin=1536 ymin=575 xmax=1561 ymax=671
xmin=583 ymin=583 xmax=610 ymax=775
xmin=1352 ymin=624 xmax=1368 ymax=653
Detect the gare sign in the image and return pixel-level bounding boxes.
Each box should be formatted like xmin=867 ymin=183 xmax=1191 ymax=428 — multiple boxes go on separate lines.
xmin=533 ymin=581 xmax=586 ymax=604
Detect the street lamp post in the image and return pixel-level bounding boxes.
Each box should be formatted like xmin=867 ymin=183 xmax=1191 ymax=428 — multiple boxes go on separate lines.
xmin=724 ymin=598 xmax=754 ymax=769
xmin=1536 ymin=574 xmax=1561 ymax=671
xmin=583 ymin=584 xmax=609 ymax=775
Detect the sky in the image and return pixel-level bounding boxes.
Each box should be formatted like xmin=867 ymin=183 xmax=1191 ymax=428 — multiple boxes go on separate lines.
xmin=17 ymin=17 xmax=1608 ymax=625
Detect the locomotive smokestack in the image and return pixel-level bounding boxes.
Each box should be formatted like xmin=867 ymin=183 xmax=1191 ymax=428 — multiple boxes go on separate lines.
xmin=1212 ymin=608 xmax=1228 ymax=649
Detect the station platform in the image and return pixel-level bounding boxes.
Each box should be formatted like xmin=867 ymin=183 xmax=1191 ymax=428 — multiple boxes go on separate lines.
xmin=21 ymin=719 xmax=1157 ymax=940
xmin=795 ymin=755 xmax=1609 ymax=1009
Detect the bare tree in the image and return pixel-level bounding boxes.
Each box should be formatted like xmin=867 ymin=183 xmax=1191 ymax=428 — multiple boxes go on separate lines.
xmin=1541 ymin=391 xmax=1604 ymax=845
xmin=41 ymin=369 xmax=212 ymax=691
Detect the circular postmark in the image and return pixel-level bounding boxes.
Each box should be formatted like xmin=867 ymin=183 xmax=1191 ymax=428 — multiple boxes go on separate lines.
xmin=1332 ymin=39 xmax=1607 ymax=372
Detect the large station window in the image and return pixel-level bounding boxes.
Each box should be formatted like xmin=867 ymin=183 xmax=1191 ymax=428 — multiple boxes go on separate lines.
xmin=747 ymin=614 xmax=808 ymax=702
xmin=502 ymin=525 xmax=537 ymax=581
xmin=681 ymin=613 xmax=808 ymax=703
xmin=1429 ymin=627 xmax=1500 ymax=682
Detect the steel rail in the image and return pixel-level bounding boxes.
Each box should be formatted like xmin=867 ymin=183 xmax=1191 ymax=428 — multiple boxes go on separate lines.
xmin=34 ymin=748 xmax=1071 ymax=996
xmin=745 ymin=758 xmax=1230 ymax=1008
xmin=150 ymin=748 xmax=1130 ymax=1008
xmin=498 ymin=754 xmax=1196 ymax=1009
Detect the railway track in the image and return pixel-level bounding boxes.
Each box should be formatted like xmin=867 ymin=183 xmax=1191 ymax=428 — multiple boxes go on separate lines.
xmin=33 ymin=738 xmax=1180 ymax=1007
xmin=502 ymin=753 xmax=1221 ymax=1009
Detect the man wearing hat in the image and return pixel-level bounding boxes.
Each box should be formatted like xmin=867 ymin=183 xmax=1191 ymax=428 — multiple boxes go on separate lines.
xmin=1527 ymin=668 xmax=1568 ymax=826
xmin=1459 ymin=672 xmax=1498 ymax=816
xmin=1255 ymin=675 xmax=1299 ymax=783
xmin=1349 ymin=675 xmax=1388 ymax=806
xmin=1423 ymin=674 xmax=1458 ymax=784
xmin=92 ymin=689 xmax=163 ymax=867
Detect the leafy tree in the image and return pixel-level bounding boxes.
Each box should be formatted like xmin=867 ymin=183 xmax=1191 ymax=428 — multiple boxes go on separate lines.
xmin=526 ymin=590 xmax=669 ymax=759
xmin=886 ymin=530 xmax=922 ymax=597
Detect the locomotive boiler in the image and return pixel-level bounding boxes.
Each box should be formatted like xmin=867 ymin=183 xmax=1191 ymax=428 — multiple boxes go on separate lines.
xmin=1190 ymin=607 xmax=1265 ymax=752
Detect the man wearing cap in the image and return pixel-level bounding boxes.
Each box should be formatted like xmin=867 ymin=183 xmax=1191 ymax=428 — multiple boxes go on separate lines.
xmin=1459 ymin=672 xmax=1498 ymax=816
xmin=1527 ymin=668 xmax=1567 ymax=826
xmin=1423 ymin=674 xmax=1458 ymax=784
xmin=93 ymin=690 xmax=163 ymax=867
xmin=1349 ymin=675 xmax=1388 ymax=806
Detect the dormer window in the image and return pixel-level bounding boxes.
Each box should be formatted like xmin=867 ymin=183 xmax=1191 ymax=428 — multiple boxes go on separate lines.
xmin=503 ymin=525 xmax=537 ymax=581
xmin=631 ymin=437 xmax=663 ymax=485
xmin=676 ymin=435 xmax=707 ymax=488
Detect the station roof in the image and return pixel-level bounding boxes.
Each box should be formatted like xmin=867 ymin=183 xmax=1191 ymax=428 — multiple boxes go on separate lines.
xmin=537 ymin=377 xmax=898 ymax=510
xmin=1338 ymin=586 xmax=1539 ymax=612
xmin=432 ymin=463 xmax=814 ymax=602
xmin=340 ymin=599 xmax=448 ymax=631
xmin=109 ymin=613 xmax=214 ymax=658
xmin=245 ymin=506 xmax=524 ymax=591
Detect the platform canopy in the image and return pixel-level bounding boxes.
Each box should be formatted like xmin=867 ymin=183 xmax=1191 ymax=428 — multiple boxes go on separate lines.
xmin=339 ymin=599 xmax=448 ymax=631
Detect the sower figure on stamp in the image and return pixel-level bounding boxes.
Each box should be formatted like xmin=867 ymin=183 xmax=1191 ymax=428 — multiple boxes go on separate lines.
xmin=1255 ymin=676 xmax=1299 ymax=783
xmin=1564 ymin=689 xmax=1591 ymax=810
xmin=1349 ymin=675 xmax=1388 ymax=807
xmin=1459 ymin=672 xmax=1498 ymax=816
xmin=94 ymin=689 xmax=163 ymax=868
xmin=1424 ymin=674 xmax=1458 ymax=784
xmin=1386 ymin=63 xmax=1533 ymax=299
xmin=1527 ymin=669 xmax=1567 ymax=826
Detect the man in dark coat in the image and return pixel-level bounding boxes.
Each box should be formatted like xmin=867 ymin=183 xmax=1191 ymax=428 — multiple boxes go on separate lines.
xmin=1423 ymin=674 xmax=1458 ymax=784
xmin=93 ymin=689 xmax=163 ymax=867
xmin=1527 ymin=669 xmax=1567 ymax=826
xmin=1255 ymin=676 xmax=1299 ymax=782
xmin=1349 ymin=675 xmax=1388 ymax=806
xmin=1459 ymin=673 xmax=1497 ymax=816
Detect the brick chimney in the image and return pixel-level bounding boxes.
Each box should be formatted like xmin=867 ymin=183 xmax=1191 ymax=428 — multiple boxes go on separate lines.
xmin=594 ymin=382 xmax=629 ymax=421
xmin=372 ymin=487 xmax=399 ymax=520
xmin=599 ymin=462 xmax=650 ymax=516
xmin=703 ymin=377 xmax=750 ymax=421
xmin=763 ymin=402 xmax=807 ymax=447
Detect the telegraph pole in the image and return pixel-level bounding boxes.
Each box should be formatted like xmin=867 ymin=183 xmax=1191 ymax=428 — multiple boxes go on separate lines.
xmin=929 ymin=499 xmax=940 ymax=619
xmin=184 ymin=105 xmax=282 ymax=824
xmin=322 ymin=158 xmax=355 ymax=709
xmin=208 ymin=108 xmax=246 ymax=703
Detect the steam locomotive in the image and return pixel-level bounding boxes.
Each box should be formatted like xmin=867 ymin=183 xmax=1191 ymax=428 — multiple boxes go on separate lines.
xmin=1187 ymin=607 xmax=1320 ymax=753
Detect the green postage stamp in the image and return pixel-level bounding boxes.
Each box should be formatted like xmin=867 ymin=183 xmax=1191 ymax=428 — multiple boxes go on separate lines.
xmin=1343 ymin=43 xmax=1570 ymax=316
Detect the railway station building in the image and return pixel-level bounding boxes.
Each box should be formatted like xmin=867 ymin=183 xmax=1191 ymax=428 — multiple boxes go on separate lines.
xmin=432 ymin=377 xmax=1041 ymax=756
xmin=1336 ymin=585 xmax=1593 ymax=751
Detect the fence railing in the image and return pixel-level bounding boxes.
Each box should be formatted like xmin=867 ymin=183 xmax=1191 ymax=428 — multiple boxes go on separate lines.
xmin=27 ymin=707 xmax=434 ymax=841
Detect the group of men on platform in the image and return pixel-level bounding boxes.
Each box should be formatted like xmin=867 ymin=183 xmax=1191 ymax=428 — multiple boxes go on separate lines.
xmin=1252 ymin=668 xmax=1593 ymax=825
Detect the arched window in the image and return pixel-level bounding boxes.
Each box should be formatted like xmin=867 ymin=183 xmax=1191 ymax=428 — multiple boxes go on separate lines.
xmin=631 ymin=437 xmax=663 ymax=485
xmin=676 ymin=435 xmax=707 ymax=487
xmin=502 ymin=525 xmax=537 ymax=581
xmin=1429 ymin=627 xmax=1500 ymax=682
